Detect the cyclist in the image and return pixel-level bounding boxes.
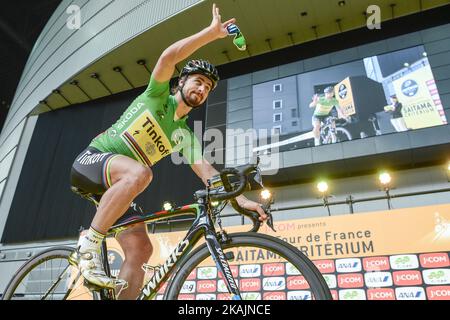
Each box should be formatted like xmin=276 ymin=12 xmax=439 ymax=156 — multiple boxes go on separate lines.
xmin=70 ymin=4 xmax=267 ymax=300
xmin=309 ymin=86 xmax=347 ymax=146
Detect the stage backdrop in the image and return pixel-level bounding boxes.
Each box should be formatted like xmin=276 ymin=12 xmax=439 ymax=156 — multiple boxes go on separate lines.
xmin=71 ymin=203 xmax=450 ymax=300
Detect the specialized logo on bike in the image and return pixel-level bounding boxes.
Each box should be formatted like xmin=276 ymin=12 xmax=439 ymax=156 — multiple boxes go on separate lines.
xmin=121 ymin=110 xmax=172 ymax=166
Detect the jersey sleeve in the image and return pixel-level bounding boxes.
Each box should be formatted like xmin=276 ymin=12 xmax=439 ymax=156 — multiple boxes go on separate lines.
xmin=180 ymin=131 xmax=203 ymax=165
xmin=144 ymin=75 xmax=170 ymax=98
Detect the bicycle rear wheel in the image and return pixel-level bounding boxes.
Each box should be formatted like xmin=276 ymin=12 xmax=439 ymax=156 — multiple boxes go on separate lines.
xmin=164 ymin=233 xmax=332 ymax=300
xmin=2 ymin=247 xmax=92 ymax=300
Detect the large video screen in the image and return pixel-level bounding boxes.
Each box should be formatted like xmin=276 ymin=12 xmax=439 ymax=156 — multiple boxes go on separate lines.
xmin=252 ymin=45 xmax=447 ymax=154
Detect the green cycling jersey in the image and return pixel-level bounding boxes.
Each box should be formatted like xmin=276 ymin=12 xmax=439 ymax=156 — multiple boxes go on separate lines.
xmin=90 ymin=76 xmax=202 ymax=166
xmin=313 ymin=96 xmax=339 ymax=117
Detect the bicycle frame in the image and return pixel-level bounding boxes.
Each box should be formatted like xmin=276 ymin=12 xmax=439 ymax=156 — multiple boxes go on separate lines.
xmin=104 ymin=201 xmax=241 ymax=301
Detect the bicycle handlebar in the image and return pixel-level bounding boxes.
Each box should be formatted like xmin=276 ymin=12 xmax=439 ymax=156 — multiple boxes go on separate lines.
xmin=207 ymin=161 xmax=273 ymax=233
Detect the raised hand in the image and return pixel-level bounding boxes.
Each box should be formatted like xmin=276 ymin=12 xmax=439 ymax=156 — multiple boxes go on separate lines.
xmin=209 ymin=3 xmax=236 ymax=39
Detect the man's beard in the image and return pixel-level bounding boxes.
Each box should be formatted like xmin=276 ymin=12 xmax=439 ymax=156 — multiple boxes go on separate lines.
xmin=184 ymin=88 xmax=203 ymax=108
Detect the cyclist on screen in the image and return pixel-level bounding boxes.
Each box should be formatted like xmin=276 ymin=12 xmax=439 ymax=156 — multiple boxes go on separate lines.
xmin=309 ymin=86 xmax=347 ymax=146
xmin=69 ymin=4 xmax=267 ymax=299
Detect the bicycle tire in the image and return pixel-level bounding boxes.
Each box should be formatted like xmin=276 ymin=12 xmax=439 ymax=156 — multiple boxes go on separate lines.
xmin=335 ymin=127 xmax=352 ymax=142
xmin=2 ymin=246 xmax=89 ymax=300
xmin=164 ymin=233 xmax=332 ymax=300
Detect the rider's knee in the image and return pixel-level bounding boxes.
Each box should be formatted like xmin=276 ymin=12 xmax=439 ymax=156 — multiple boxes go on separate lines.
xmin=125 ymin=166 xmax=153 ymax=193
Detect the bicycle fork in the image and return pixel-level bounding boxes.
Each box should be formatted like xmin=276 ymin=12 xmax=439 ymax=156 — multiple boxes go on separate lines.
xmin=204 ymin=230 xmax=242 ymax=300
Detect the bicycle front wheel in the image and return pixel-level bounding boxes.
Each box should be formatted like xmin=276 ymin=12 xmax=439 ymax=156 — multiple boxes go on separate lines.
xmin=165 ymin=233 xmax=332 ymax=300
xmin=2 ymin=247 xmax=92 ymax=300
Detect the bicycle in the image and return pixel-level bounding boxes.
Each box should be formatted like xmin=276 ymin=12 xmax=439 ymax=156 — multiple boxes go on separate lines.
xmin=319 ymin=116 xmax=352 ymax=145
xmin=2 ymin=159 xmax=332 ymax=300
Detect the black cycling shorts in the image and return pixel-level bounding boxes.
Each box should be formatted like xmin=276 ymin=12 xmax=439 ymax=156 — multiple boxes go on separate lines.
xmin=70 ymin=147 xmax=120 ymax=195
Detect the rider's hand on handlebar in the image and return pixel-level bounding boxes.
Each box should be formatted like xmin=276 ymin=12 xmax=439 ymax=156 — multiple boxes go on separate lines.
xmin=237 ymin=197 xmax=268 ymax=222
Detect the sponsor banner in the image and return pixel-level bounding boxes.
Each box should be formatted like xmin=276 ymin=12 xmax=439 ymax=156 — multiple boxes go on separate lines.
xmin=219 ymin=265 xmax=239 ymax=279
xmin=367 ymin=288 xmax=396 ymax=300
xmin=422 ymin=269 xmax=450 ymax=285
xmin=285 ymin=262 xmax=301 ymax=275
xmin=287 ymin=276 xmax=310 ymax=290
xmin=196 ymin=294 xmax=216 ymax=300
xmin=395 ymin=287 xmax=426 ymax=300
xmin=330 ymin=290 xmax=339 ymax=301
xmin=263 ymin=292 xmax=287 ymax=300
xmin=262 ymin=277 xmax=286 ymax=291
xmin=240 ymin=278 xmax=261 ymax=292
xmin=239 ymin=264 xmax=261 ymax=278
xmin=187 ymin=269 xmax=196 ymax=280
xmin=363 ymin=256 xmax=390 ymax=271
xmin=197 ymin=266 xmax=217 ymax=280
xmin=335 ymin=258 xmax=362 ymax=273
xmin=178 ymin=294 xmax=195 ymax=300
xmin=392 ymin=65 xmax=445 ymax=129
xmin=420 ymin=253 xmax=450 ymax=268
xmin=218 ymin=279 xmax=239 ymax=293
xmin=338 ymin=273 xmax=364 ymax=288
xmin=287 ymin=291 xmax=313 ymax=300
xmin=390 ymin=254 xmax=419 ymax=270
xmin=263 ymin=263 xmax=285 ymax=276
xmin=323 ymin=274 xmax=337 ymax=289
xmin=242 ymin=292 xmax=262 ymax=300
xmin=339 ymin=289 xmax=366 ymax=300
xmin=217 ymin=293 xmax=233 ymax=300
xmin=393 ymin=270 xmax=423 ymax=286
xmin=180 ymin=281 xmax=196 ymax=294
xmin=426 ymin=286 xmax=450 ymax=300
xmin=196 ymin=280 xmax=217 ymax=293
xmin=364 ymin=272 xmax=393 ymax=288
xmin=313 ymin=260 xmax=335 ymax=273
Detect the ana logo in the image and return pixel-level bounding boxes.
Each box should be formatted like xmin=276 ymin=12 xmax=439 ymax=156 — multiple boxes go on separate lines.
xmin=390 ymin=255 xmax=419 ymax=270
xmin=426 ymin=286 xmax=450 ymax=300
xmin=364 ymin=272 xmax=393 ymax=288
xmin=338 ymin=274 xmax=364 ymax=288
xmin=363 ymin=257 xmax=390 ymax=271
xmin=218 ymin=279 xmax=239 ymax=293
xmin=287 ymin=276 xmax=310 ymax=290
xmin=240 ymin=278 xmax=261 ymax=292
xmin=401 ymin=79 xmax=419 ymax=97
xmin=286 ymin=262 xmax=301 ymax=275
xmin=242 ymin=292 xmax=261 ymax=300
xmin=239 ymin=264 xmax=261 ymax=278
xmin=313 ymin=260 xmax=335 ymax=273
xmin=393 ymin=271 xmax=423 ymax=286
xmin=197 ymin=280 xmax=217 ymax=293
xmin=395 ymin=287 xmax=426 ymax=300
xmin=367 ymin=288 xmax=395 ymax=300
xmin=107 ymin=249 xmax=124 ymax=278
xmin=197 ymin=267 xmax=217 ymax=280
xmin=336 ymin=258 xmax=362 ymax=273
xmin=196 ymin=294 xmax=216 ymax=300
xmin=264 ymin=292 xmax=286 ymax=300
xmin=339 ymin=289 xmax=366 ymax=300
xmin=287 ymin=291 xmax=312 ymax=300
xmin=423 ymin=269 xmax=450 ymax=285
xmin=262 ymin=277 xmax=286 ymax=291
xmin=420 ymin=253 xmax=450 ymax=268
xmin=180 ymin=281 xmax=196 ymax=294
xmin=323 ymin=274 xmax=337 ymax=289
xmin=338 ymin=84 xmax=348 ymax=99
xmin=263 ymin=263 xmax=285 ymax=276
